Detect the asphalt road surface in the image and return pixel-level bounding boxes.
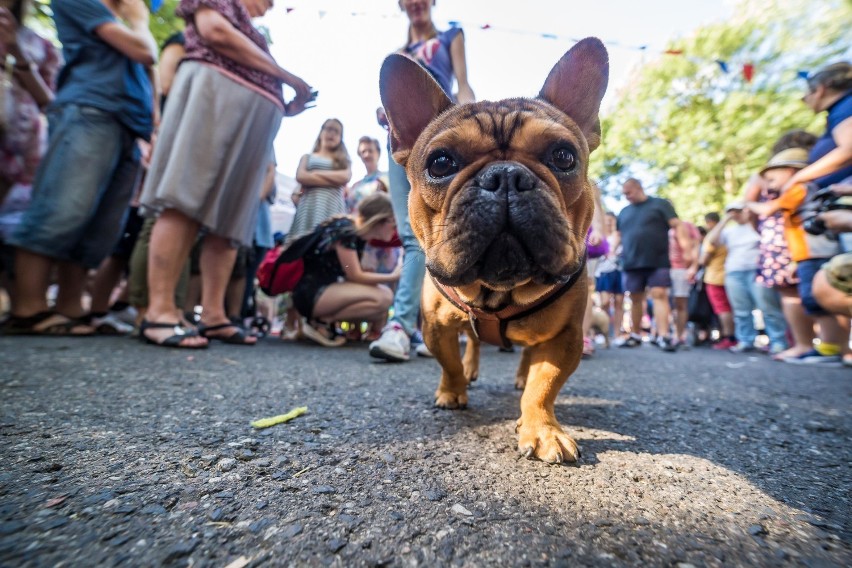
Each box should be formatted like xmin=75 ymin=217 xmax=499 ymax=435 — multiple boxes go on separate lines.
xmin=1 ymin=335 xmax=849 ymax=566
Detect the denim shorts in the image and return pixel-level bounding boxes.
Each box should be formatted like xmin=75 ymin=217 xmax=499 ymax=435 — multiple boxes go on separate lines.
xmin=796 ymin=257 xmax=831 ymax=316
xmin=8 ymin=104 xmax=141 ymax=269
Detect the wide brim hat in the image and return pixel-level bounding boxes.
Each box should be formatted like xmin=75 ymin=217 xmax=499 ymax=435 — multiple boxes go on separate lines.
xmin=725 ymin=201 xmax=745 ymax=212
xmin=759 ymin=147 xmax=810 ymax=176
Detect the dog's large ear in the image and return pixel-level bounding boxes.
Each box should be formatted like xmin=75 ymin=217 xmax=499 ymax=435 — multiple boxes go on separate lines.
xmin=380 ymin=54 xmax=454 ymax=166
xmin=539 ymin=37 xmax=609 ymax=151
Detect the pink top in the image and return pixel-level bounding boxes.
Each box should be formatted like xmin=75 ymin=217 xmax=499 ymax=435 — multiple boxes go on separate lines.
xmin=177 ymin=0 xmax=283 ymax=106
xmin=0 ymin=27 xmax=61 ymax=185
xmin=668 ymin=221 xmax=700 ymax=269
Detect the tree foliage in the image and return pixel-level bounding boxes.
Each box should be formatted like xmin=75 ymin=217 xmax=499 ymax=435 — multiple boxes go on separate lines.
xmin=29 ymin=0 xmax=184 ymax=47
xmin=591 ymin=0 xmax=852 ymax=222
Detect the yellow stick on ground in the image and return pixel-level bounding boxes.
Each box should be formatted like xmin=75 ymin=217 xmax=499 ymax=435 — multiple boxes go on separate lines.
xmin=251 ymin=406 xmax=308 ymax=429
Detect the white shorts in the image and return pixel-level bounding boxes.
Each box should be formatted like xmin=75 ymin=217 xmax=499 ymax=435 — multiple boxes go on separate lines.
xmin=670 ymin=268 xmax=690 ymax=298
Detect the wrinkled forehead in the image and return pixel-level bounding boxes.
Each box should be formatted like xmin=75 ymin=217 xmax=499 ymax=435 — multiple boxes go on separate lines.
xmin=413 ymin=99 xmax=588 ymax=158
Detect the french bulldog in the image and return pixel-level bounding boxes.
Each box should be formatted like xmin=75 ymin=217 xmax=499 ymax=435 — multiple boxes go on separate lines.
xmin=379 ymin=38 xmax=608 ymax=463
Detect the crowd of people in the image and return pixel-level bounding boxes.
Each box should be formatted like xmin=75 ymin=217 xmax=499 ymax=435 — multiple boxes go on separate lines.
xmin=0 ymin=0 xmax=849 ymax=369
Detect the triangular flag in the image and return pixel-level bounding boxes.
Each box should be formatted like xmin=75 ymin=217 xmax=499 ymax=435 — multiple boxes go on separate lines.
xmin=664 ymin=49 xmax=683 ymax=55
xmin=286 ymin=7 xmax=294 ymax=13
xmin=448 ymin=20 xmax=460 ymax=28
xmin=743 ymin=63 xmax=754 ymax=83
xmin=481 ymin=24 xmax=491 ymax=30
xmin=150 ymin=0 xmax=163 ymax=11
xmin=797 ymin=70 xmax=810 ymax=80
xmin=716 ymin=60 xmax=728 ymax=73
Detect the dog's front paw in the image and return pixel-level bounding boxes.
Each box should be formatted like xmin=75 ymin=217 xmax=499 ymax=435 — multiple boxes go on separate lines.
xmin=435 ymin=389 xmax=468 ymax=409
xmin=516 ymin=419 xmax=580 ymax=463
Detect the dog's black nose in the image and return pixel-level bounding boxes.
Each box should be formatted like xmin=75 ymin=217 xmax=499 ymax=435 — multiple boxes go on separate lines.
xmin=475 ymin=162 xmax=536 ymax=193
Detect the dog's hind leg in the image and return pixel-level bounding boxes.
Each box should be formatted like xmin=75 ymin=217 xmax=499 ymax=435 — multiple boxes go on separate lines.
xmin=514 ymin=347 xmax=532 ymax=390
xmin=461 ymin=330 xmax=480 ymax=383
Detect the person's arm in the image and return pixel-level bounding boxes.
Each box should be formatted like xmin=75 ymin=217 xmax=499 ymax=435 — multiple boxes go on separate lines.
xmin=818 ymin=209 xmax=852 ymax=232
xmin=0 ymin=9 xmax=54 ymax=107
xmin=588 ymin=185 xmax=606 ymax=246
xmin=704 ymin=214 xmax=732 ymax=247
xmin=783 ymin=117 xmax=852 ymax=191
xmin=260 ymin=163 xmax=276 ymax=201
xmin=674 ymin=222 xmax=697 ymax=265
xmin=746 ymin=200 xmax=781 ymax=218
xmin=335 ymin=244 xmax=400 ymax=285
xmin=311 ymin=167 xmax=352 ymax=187
xmin=158 ymin=42 xmax=185 ymax=98
xmin=742 ymin=173 xmax=765 ymax=202
xmin=296 ymin=156 xmax=352 ymax=187
xmin=193 ymin=7 xmax=311 ymax=112
xmin=449 ymin=31 xmax=475 ymax=104
xmin=95 ymin=0 xmax=157 ymax=66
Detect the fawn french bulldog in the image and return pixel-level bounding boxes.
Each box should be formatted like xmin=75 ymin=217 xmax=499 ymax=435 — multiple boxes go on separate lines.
xmin=379 ymin=38 xmax=608 ymax=463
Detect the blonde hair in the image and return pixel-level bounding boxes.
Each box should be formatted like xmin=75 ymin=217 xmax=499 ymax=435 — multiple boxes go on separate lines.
xmin=807 ymin=61 xmax=852 ymax=93
xmin=355 ymin=192 xmax=394 ymax=237
xmin=312 ymin=118 xmax=351 ymax=170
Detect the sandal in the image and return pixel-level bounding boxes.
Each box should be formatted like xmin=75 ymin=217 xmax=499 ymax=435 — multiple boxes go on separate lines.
xmin=198 ymin=322 xmax=257 ymax=346
xmin=301 ymin=319 xmax=345 ymax=347
xmin=582 ymin=336 xmax=595 ymax=359
xmin=1 ymin=311 xmax=94 ymax=336
xmin=140 ymin=320 xmax=208 ymax=349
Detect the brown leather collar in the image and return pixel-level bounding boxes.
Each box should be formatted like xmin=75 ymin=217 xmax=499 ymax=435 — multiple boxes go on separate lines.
xmin=430 ymin=256 xmax=587 ymax=348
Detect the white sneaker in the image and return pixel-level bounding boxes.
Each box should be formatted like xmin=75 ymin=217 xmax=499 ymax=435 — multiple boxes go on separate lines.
xmin=369 ymin=323 xmax=410 ymax=362
xmin=89 ymin=312 xmax=135 ymax=335
xmin=415 ymin=342 xmax=433 ymax=358
xmin=109 ymin=305 xmax=138 ymax=326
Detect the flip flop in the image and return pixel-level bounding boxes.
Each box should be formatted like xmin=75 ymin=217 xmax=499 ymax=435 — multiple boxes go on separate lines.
xmin=140 ymin=320 xmax=208 ymax=349
xmin=198 ymin=322 xmax=256 ymax=346
xmin=1 ymin=311 xmax=95 ymax=336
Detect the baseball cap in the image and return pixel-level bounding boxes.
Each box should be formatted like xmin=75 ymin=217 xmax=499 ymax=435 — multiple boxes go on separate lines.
xmin=725 ymin=201 xmax=745 ymax=212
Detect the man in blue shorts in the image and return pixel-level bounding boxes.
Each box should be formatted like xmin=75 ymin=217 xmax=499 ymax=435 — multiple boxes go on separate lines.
xmin=4 ymin=0 xmax=157 ymax=335
xmin=612 ymin=178 xmax=690 ymax=352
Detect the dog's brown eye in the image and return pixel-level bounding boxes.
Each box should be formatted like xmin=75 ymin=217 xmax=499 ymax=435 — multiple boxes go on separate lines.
xmin=550 ymin=147 xmax=576 ymax=172
xmin=427 ymin=152 xmax=459 ymax=180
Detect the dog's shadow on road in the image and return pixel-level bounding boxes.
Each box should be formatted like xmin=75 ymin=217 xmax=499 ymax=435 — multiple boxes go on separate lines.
xmin=399 ymin=350 xmax=850 ymax=539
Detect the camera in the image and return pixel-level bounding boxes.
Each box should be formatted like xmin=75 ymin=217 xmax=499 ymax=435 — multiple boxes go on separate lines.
xmin=799 ymin=186 xmax=852 ymax=237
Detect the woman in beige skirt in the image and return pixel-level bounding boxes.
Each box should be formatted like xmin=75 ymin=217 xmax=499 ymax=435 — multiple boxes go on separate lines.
xmin=139 ymin=0 xmax=311 ymax=348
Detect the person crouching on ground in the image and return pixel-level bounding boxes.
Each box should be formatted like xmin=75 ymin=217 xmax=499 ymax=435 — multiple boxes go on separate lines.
xmin=292 ymin=192 xmax=400 ymax=347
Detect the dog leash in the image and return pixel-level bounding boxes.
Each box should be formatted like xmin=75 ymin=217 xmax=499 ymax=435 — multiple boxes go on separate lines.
xmin=430 ymin=255 xmax=587 ymax=349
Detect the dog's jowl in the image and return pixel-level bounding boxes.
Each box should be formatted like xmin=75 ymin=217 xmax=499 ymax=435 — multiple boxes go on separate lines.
xmin=380 ymin=38 xmax=609 ymax=463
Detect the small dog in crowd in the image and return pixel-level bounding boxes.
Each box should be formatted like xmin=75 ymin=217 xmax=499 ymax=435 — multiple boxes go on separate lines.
xmin=380 ymin=38 xmax=609 ymax=463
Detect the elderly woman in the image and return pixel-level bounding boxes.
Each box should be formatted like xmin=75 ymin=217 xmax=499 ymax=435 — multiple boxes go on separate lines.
xmin=139 ymin=0 xmax=311 ymax=348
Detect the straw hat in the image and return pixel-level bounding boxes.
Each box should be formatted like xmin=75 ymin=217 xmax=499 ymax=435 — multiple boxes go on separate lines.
xmin=759 ymin=147 xmax=810 ymax=175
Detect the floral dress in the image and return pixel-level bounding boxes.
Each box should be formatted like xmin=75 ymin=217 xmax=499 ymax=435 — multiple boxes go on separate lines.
xmin=755 ymin=188 xmax=798 ymax=288
xmin=0 ymin=27 xmax=61 ymax=186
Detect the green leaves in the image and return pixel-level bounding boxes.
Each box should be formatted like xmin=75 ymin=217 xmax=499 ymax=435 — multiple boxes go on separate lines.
xmin=591 ymin=0 xmax=848 ymax=222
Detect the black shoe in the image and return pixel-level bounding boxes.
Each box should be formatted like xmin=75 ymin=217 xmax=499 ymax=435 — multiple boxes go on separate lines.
xmin=656 ymin=336 xmax=677 ymax=352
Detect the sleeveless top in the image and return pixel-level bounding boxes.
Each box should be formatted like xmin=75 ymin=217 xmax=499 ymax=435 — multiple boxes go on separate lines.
xmin=404 ymin=27 xmax=462 ymax=99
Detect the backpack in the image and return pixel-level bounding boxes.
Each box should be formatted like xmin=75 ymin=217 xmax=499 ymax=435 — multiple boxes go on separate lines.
xmin=257 ymin=227 xmax=324 ymax=296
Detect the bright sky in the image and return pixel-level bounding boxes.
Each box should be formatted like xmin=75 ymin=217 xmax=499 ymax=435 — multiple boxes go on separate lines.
xmin=257 ymin=0 xmax=735 ymax=185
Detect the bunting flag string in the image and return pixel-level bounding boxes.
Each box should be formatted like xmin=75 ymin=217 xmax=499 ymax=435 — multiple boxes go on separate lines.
xmin=272 ymin=7 xmax=814 ymax=81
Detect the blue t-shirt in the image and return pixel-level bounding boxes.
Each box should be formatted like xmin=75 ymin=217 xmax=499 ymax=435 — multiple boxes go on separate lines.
xmin=616 ymin=196 xmax=678 ymax=270
xmin=52 ymin=0 xmax=153 ymax=139
xmin=405 ymin=27 xmax=462 ymax=99
xmin=809 ymin=91 xmax=852 ymax=188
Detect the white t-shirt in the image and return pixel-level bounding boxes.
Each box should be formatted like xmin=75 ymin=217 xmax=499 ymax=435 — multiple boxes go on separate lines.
xmin=720 ymin=222 xmax=760 ymax=273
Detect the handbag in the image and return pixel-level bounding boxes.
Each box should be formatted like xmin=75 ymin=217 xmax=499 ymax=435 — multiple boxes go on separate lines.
xmin=687 ymin=270 xmax=714 ymax=326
